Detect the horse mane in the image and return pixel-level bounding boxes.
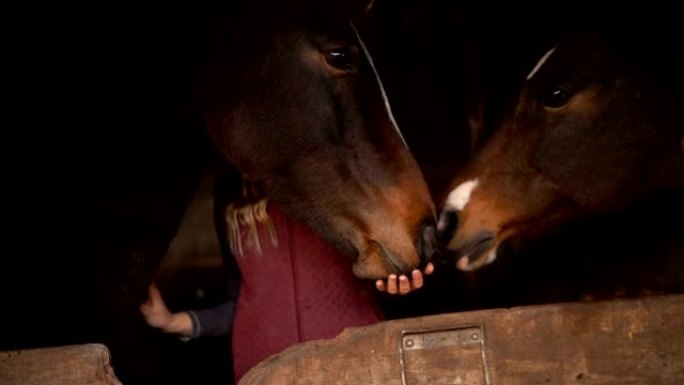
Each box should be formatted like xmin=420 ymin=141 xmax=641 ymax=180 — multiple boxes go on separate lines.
xmin=226 ymin=198 xmax=279 ymax=258
xmin=224 ymin=163 xmax=281 ymax=261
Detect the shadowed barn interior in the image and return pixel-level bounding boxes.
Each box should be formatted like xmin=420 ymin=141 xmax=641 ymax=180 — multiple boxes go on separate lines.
xmin=4 ymin=1 xmax=682 ymax=385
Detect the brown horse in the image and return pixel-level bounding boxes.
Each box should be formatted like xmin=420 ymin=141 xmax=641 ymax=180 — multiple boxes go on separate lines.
xmin=77 ymin=3 xmax=438 ymax=383
xmin=437 ymin=27 xmax=683 ymax=274
xmin=197 ymin=1 xmax=436 ymax=281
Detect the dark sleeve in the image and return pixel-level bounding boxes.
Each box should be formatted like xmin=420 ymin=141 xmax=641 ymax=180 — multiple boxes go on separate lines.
xmin=187 ymin=299 xmax=237 ymax=338
xmin=181 ymin=168 xmax=242 ymax=340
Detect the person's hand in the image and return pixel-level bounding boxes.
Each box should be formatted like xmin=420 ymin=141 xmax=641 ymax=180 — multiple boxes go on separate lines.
xmin=139 ymin=283 xmax=193 ymax=336
xmin=140 ymin=283 xmax=172 ymax=329
xmin=374 ymin=262 xmax=434 ymax=295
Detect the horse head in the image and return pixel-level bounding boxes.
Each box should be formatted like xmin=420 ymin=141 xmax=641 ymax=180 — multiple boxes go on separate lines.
xmin=197 ymin=2 xmax=436 ymax=280
xmin=438 ymin=29 xmax=684 ymax=271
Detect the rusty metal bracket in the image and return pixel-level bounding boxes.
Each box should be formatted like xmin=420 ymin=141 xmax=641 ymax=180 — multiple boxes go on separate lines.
xmin=399 ymin=325 xmax=491 ymax=385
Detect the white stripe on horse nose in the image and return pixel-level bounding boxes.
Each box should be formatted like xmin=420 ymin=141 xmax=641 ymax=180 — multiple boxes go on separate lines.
xmin=350 ymin=22 xmax=407 ymax=148
xmin=437 ymin=178 xmax=479 ymax=234
xmin=526 ymin=46 xmax=557 ymax=81
xmin=445 ymin=179 xmax=480 ymax=212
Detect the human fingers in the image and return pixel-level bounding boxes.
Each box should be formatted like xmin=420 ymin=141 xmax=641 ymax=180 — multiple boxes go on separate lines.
xmin=398 ymin=275 xmax=411 ymax=294
xmin=386 ymin=274 xmax=398 ymax=295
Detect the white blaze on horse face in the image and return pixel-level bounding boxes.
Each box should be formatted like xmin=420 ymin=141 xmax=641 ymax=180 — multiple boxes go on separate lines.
xmin=350 ymin=22 xmax=407 ymax=148
xmin=438 ymin=178 xmax=479 ymax=233
xmin=446 ymin=179 xmax=480 ymax=212
xmin=526 ymin=47 xmax=557 ymax=81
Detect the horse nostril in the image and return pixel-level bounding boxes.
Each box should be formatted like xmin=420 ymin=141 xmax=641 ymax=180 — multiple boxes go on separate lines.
xmin=436 ymin=209 xmax=459 ymax=244
xmin=420 ymin=223 xmax=437 ymax=261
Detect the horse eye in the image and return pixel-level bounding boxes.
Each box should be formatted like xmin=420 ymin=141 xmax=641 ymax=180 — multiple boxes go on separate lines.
xmin=325 ymin=48 xmax=355 ymax=70
xmin=539 ymin=86 xmax=572 ymax=108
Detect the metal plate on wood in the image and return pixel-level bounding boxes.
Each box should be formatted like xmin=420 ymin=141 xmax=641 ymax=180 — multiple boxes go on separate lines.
xmin=400 ymin=326 xmax=490 ymax=385
xmin=238 ymin=295 xmax=684 ymax=385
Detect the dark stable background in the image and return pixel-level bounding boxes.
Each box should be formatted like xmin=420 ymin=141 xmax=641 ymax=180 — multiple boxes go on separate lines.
xmin=5 ymin=1 xmax=680 ymax=385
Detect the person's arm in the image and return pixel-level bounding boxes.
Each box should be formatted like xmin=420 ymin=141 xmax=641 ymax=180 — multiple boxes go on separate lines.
xmin=139 ymin=283 xmax=194 ymax=337
xmin=140 ymin=283 xmax=236 ymax=339
xmin=186 ymin=300 xmax=236 ymax=337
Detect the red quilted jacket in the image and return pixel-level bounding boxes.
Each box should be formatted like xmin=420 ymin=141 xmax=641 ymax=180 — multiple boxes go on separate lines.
xmin=231 ymin=203 xmax=383 ymax=380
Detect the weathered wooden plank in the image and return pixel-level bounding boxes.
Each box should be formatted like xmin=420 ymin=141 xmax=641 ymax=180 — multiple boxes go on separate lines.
xmin=0 ymin=343 xmax=122 ymax=385
xmin=239 ymin=294 xmax=684 ymax=385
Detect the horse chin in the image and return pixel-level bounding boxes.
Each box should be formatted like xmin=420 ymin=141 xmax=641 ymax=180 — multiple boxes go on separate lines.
xmin=351 ymin=239 xmax=419 ymax=280
xmin=455 ymin=246 xmax=498 ymax=271
xmin=351 ymin=262 xmax=384 ymax=280
xmin=446 ymin=230 xmax=501 ymax=271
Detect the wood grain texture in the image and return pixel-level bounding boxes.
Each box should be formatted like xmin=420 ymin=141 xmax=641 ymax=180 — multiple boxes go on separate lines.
xmin=239 ymin=294 xmax=684 ymax=385
xmin=0 ymin=343 xmax=121 ymax=385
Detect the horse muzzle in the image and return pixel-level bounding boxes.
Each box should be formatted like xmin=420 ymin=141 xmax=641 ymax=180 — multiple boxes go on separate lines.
xmin=450 ymin=231 xmax=498 ymax=271
xmin=352 ymin=219 xmax=437 ymax=279
xmin=437 ymin=207 xmax=501 ymax=271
